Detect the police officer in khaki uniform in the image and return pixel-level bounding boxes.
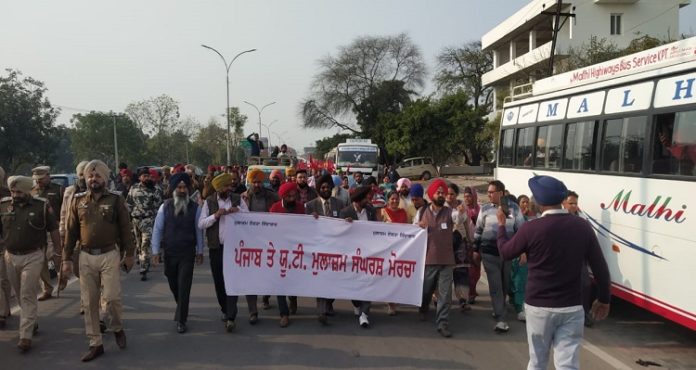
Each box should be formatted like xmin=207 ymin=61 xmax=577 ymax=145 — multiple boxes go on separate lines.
xmin=0 ymin=166 xmax=12 ymax=328
xmin=31 ymin=165 xmax=64 ymax=301
xmin=63 ymin=160 xmax=136 ymax=362
xmin=1 ymin=176 xmax=61 ymax=352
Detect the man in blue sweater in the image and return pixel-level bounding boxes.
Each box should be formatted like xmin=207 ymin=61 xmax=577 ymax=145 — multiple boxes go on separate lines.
xmin=497 ymin=175 xmax=610 ymax=370
xmin=151 ymin=173 xmax=204 ymax=334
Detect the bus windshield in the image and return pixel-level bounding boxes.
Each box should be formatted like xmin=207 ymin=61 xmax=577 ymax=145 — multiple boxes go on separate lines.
xmin=337 ymin=147 xmax=378 ymax=167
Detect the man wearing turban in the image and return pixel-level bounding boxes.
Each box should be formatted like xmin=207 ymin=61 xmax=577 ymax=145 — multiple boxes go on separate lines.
xmin=1 ymin=176 xmax=61 ymax=351
xmin=269 ymin=169 xmax=283 ymax=193
xmin=268 ymin=181 xmax=305 ymax=328
xmin=62 ymin=160 xmax=136 ymax=361
xmin=497 ymin=175 xmax=610 ymax=370
xmin=339 ymin=186 xmax=377 ymax=328
xmin=411 ymin=179 xmax=456 ymax=338
xmin=305 ymin=174 xmax=346 ymax=324
xmin=198 ymin=172 xmax=252 ymax=332
xmin=115 ymin=168 xmax=133 ymax=199
xmin=126 ymin=168 xmax=163 ymax=281
xmin=396 ymin=177 xmax=412 ymax=210
xmin=59 ymin=160 xmax=89 ymax=287
xmin=151 ymin=173 xmax=204 ymax=334
xmin=245 ymin=168 xmax=279 ymax=315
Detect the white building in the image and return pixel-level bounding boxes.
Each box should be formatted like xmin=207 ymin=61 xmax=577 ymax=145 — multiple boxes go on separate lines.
xmin=482 ymin=0 xmax=690 ymax=112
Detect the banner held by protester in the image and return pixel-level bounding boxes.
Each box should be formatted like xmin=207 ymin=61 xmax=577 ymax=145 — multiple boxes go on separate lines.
xmin=222 ymin=212 xmax=427 ymax=305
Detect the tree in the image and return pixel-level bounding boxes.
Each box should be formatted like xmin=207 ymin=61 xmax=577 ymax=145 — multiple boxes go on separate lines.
xmin=383 ymin=91 xmax=493 ymax=166
xmin=190 ymin=119 xmax=227 ymax=167
xmin=70 ymin=112 xmax=147 ymax=169
xmin=125 ymin=94 xmax=181 ymax=164
xmin=383 ymin=98 xmax=451 ymax=165
xmin=439 ymin=92 xmax=493 ymax=165
xmin=300 ymin=33 xmax=426 ymax=133
xmin=0 ymin=69 xmax=61 ymax=173
xmin=435 ymin=41 xmax=493 ymax=111
xmin=559 ymin=36 xmax=622 ymax=73
xmin=314 ymin=133 xmax=353 ymax=159
xmin=355 ymin=80 xmax=414 ymax=162
xmin=228 ymin=106 xmax=247 ymax=139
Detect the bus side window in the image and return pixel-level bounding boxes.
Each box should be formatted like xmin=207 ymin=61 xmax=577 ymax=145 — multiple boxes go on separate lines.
xmin=602 ymin=116 xmax=646 ymax=173
xmin=499 ymin=129 xmax=514 ymax=166
xmin=563 ymin=121 xmax=596 ymax=171
xmin=653 ymin=111 xmax=696 ymax=176
xmin=516 ymin=127 xmax=534 ymax=167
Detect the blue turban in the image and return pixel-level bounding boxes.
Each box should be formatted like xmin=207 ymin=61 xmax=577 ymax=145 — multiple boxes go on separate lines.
xmin=169 ymin=172 xmax=192 ymax=190
xmin=528 ymin=175 xmax=567 ymax=206
xmin=409 ymin=183 xmax=424 ymax=198
xmin=332 ymin=175 xmax=342 ymax=187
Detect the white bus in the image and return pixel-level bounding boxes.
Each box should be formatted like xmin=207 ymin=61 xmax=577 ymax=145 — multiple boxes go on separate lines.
xmin=336 ymin=139 xmax=381 ymax=178
xmin=497 ymin=37 xmax=696 ymax=330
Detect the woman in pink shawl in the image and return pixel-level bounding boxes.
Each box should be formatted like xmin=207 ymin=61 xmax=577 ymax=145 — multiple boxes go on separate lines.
xmin=463 ymin=186 xmax=481 ymax=304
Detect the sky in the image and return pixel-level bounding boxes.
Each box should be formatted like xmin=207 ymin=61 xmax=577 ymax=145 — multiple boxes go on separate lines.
xmin=2 ymin=0 xmax=695 ymax=153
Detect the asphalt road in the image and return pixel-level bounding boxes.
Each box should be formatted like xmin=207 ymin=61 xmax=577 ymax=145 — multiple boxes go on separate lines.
xmin=1 ymin=256 xmax=694 ymax=370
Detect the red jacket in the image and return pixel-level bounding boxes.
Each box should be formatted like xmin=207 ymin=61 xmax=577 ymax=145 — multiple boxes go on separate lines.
xmin=269 ymin=200 xmax=305 ymax=214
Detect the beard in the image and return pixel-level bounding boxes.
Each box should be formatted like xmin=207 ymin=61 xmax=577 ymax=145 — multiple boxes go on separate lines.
xmin=400 ymin=189 xmax=409 ymax=197
xmin=297 ymin=182 xmax=308 ymax=189
xmin=433 ymin=197 xmax=446 ymax=207
xmin=319 ymin=190 xmax=332 ymax=200
xmin=173 ymin=192 xmax=190 ymax=215
xmin=284 ymin=200 xmax=296 ymax=210
xmin=89 ymin=181 xmax=104 ymax=193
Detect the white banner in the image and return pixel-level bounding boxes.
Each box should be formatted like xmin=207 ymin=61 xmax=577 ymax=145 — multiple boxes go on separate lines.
xmin=222 ymin=212 xmax=427 ymax=306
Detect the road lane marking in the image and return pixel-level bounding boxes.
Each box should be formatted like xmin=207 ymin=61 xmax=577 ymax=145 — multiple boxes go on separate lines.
xmin=582 ymin=340 xmax=633 ymax=370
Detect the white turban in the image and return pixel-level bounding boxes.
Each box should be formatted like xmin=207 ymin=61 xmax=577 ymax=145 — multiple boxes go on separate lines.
xmin=7 ymin=176 xmax=34 ymax=193
xmin=83 ymin=160 xmax=110 ymax=181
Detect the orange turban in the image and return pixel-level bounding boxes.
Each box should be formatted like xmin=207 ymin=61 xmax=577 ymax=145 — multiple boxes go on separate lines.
xmin=247 ymin=168 xmax=265 ymax=183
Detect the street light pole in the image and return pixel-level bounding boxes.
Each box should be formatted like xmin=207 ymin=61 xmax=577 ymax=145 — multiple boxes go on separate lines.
xmin=111 ymin=111 xmax=119 ymax=168
xmin=243 ymin=100 xmax=276 ymax=153
xmin=262 ymin=119 xmax=278 ymax=148
xmin=201 ymin=44 xmax=257 ymax=165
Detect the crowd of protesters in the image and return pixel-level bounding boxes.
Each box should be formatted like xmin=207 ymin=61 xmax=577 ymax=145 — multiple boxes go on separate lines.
xmin=0 ymin=157 xmax=610 ymax=369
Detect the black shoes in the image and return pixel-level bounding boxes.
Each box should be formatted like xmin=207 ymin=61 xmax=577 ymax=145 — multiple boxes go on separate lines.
xmin=81 ymin=345 xmax=104 ymax=362
xmin=114 ymin=330 xmax=127 ymax=349
xmin=176 ymin=322 xmax=187 ymax=334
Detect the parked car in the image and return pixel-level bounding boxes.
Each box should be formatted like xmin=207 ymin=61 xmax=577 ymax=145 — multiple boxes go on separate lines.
xmin=395 ymin=157 xmax=439 ymax=180
xmin=50 ymin=173 xmax=78 ymax=188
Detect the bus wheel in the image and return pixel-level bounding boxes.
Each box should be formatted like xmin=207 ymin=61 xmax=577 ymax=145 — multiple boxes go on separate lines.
xmin=421 ymin=171 xmax=431 ymax=181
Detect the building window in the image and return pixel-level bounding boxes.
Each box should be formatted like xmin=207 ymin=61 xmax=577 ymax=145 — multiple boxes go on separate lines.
xmin=610 ymin=14 xmax=622 ymax=35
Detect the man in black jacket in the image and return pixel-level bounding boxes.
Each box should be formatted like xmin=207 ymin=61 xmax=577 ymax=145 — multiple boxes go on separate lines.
xmin=305 ymin=174 xmax=345 ymax=325
xmin=339 ymin=186 xmax=376 ymax=328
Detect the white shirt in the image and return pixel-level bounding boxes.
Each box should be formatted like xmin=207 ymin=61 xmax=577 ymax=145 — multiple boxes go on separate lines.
xmin=198 ymin=194 xmax=249 ymax=244
xmin=354 ymin=205 xmax=368 ymax=221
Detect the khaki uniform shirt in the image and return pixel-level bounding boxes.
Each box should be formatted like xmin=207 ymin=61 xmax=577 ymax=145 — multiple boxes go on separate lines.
xmin=32 ymin=182 xmax=64 ymax=217
xmin=64 ymin=190 xmax=135 ymax=261
xmin=0 ymin=196 xmax=57 ymax=254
